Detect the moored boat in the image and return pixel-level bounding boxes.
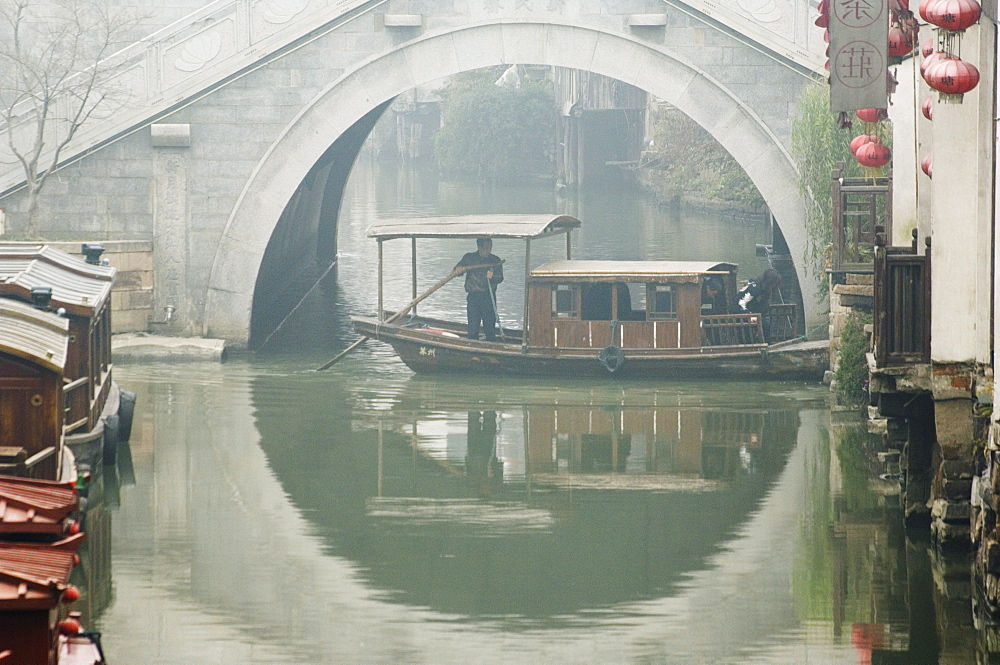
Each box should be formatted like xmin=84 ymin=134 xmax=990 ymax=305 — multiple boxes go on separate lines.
xmin=348 ymin=215 xmax=828 ymax=380
xmin=0 ymin=244 xmax=136 ymax=475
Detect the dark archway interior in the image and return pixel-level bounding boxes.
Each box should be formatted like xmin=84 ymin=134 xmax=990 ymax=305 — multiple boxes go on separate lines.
xmin=249 ymin=100 xmax=393 ymax=348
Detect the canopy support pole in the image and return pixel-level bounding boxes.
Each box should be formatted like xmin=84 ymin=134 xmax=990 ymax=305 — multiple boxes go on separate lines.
xmin=377 ymin=239 xmax=384 ymax=322
xmin=411 ymin=238 xmax=418 ymax=316
xmin=522 ymin=238 xmax=531 ymax=353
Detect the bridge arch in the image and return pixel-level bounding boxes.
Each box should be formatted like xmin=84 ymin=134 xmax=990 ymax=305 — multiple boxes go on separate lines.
xmin=206 ymin=21 xmax=817 ymax=342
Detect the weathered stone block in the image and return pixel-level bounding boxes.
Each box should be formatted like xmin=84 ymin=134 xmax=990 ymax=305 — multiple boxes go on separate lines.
xmin=942 ymin=458 xmax=976 ymax=479
xmin=931 ymin=498 xmax=971 ymax=522
xmin=931 ymin=518 xmax=971 ymax=544
xmin=942 ymin=478 xmax=973 ymax=502
xmin=935 ymin=399 xmax=975 ymax=458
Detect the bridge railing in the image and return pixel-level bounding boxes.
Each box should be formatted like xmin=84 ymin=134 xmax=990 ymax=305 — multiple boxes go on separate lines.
xmin=0 ymin=0 xmax=378 ymax=196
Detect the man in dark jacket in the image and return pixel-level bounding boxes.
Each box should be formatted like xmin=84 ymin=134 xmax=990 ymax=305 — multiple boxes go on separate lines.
xmin=737 ymin=268 xmax=781 ymax=342
xmin=455 ymin=238 xmax=504 ymax=341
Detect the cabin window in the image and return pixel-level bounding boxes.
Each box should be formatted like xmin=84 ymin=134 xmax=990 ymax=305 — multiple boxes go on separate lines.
xmin=648 ymin=284 xmax=677 ymax=319
xmin=551 ymin=284 xmax=578 ymax=318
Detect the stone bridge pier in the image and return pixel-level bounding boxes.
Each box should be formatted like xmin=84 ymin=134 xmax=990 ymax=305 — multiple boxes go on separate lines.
xmin=0 ymin=1 xmax=824 ymax=347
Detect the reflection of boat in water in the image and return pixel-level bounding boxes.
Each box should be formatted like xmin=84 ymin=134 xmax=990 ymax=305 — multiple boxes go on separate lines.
xmin=254 ymin=374 xmax=803 ymax=619
xmin=350 ymin=215 xmax=827 ymax=380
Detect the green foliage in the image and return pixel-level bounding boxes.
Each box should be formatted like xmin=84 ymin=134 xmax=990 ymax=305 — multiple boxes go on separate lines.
xmin=644 ymin=106 xmax=764 ymax=209
xmin=835 ymin=310 xmax=872 ymax=405
xmin=434 ymin=68 xmax=556 ymax=184
xmin=790 ymin=83 xmax=891 ymax=293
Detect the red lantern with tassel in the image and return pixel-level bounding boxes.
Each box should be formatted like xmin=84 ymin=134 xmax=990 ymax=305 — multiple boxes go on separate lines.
xmin=923 ymin=0 xmax=981 ymax=31
xmin=925 ymin=55 xmax=980 ymax=100
xmin=921 ymin=153 xmax=933 ymax=177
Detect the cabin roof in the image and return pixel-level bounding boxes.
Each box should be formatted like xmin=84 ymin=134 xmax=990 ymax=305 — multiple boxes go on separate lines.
xmin=366 ymin=214 xmax=581 ymax=240
xmin=0 ymin=298 xmax=69 ymax=373
xmin=0 ymin=543 xmax=77 ymax=609
xmin=530 ymin=260 xmax=738 ymax=279
xmin=0 ymin=244 xmax=115 ymax=315
xmin=0 ymin=476 xmax=80 ymax=534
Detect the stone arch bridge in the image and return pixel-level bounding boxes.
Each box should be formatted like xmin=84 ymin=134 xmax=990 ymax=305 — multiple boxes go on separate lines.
xmin=0 ymin=0 xmax=825 ymax=346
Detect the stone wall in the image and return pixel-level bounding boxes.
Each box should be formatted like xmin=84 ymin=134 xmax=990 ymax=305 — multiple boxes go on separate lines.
xmin=47 ymin=240 xmax=154 ymax=334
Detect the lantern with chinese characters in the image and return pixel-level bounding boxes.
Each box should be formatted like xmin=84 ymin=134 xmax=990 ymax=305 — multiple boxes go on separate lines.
xmin=921 ymin=95 xmax=934 ymax=119
xmin=924 ymin=54 xmax=980 ymax=101
xmin=855 ymin=142 xmax=892 ymax=168
xmin=921 ymin=153 xmax=933 ymax=177
xmin=850 ymin=134 xmax=880 ymax=154
xmin=921 ymin=38 xmax=935 ymax=58
xmin=888 ymin=25 xmax=913 ymax=57
xmin=923 ymin=0 xmax=981 ymax=31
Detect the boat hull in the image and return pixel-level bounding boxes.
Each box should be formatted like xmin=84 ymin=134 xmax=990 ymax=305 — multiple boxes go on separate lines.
xmin=352 ymin=317 xmax=828 ymax=381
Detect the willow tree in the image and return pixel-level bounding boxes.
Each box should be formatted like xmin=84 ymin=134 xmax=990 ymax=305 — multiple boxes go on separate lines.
xmin=790 ymin=82 xmax=878 ymax=288
xmin=0 ymin=0 xmax=139 ymax=237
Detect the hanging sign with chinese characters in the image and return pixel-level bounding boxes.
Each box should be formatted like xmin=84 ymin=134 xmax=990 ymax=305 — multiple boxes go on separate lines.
xmin=829 ymin=0 xmax=888 ymax=111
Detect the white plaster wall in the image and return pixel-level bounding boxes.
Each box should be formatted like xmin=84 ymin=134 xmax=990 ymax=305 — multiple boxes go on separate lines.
xmin=205 ymin=21 xmax=820 ymax=343
xmin=929 ymin=24 xmax=994 ymax=364
xmin=890 ymin=58 xmax=932 ymax=245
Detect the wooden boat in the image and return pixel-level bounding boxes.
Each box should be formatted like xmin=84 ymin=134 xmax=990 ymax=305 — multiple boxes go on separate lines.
xmin=350 ymin=215 xmax=828 ymax=380
xmin=0 ymin=244 xmax=136 ymax=475
xmin=0 ymin=475 xmax=104 ymax=665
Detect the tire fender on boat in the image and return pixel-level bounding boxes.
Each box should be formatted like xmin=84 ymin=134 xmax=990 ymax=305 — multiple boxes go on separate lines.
xmin=118 ymin=390 xmax=137 ymax=442
xmin=598 ymin=345 xmax=625 ymax=373
xmin=102 ymin=414 xmax=120 ymax=466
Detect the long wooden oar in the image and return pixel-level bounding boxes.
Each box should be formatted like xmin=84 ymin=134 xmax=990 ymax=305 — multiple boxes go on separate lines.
xmin=316 ymin=261 xmax=502 ymax=371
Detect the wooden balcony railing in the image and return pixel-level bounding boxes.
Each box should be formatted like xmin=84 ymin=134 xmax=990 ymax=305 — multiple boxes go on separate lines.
xmin=830 ymin=163 xmax=892 ymax=273
xmin=873 ymin=229 xmax=931 ymax=367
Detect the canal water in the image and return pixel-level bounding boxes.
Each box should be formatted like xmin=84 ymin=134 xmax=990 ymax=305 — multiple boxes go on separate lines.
xmin=90 ymin=158 xmax=982 ymax=663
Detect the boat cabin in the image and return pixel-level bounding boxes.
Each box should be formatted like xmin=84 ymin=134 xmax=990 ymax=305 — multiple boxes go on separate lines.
xmin=526 ymin=260 xmax=765 ymax=350
xmin=0 ymin=245 xmax=115 ymax=445
xmin=0 ymin=299 xmax=70 ymax=480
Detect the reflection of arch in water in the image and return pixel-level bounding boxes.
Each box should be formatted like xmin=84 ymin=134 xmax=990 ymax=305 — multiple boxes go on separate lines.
xmin=253 ymin=381 xmax=802 ymax=620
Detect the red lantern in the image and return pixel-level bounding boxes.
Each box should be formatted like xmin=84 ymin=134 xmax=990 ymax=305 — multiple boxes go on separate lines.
xmin=58 ymin=619 xmax=81 ymax=636
xmin=856 ymin=108 xmax=887 ymax=123
xmin=921 ymin=95 xmax=934 ymax=119
xmin=923 ymin=0 xmax=981 ymax=31
xmin=925 ymin=55 xmax=980 ymax=98
xmin=921 ymin=51 xmax=945 ymax=79
xmin=918 ymin=0 xmax=944 ymax=22
xmin=849 ymin=134 xmax=880 ymax=154
xmin=855 ymin=142 xmax=892 ymax=167
xmin=888 ymin=26 xmax=913 ymax=56
xmin=921 ymin=153 xmax=933 ymax=177
xmin=921 ymin=38 xmax=935 ymax=58
xmin=61 ymin=586 xmax=80 ymax=603
xmin=65 ymin=521 xmax=80 ymax=535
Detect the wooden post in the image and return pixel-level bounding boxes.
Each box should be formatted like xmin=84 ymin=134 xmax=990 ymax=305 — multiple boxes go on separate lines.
xmin=378 ymin=239 xmax=384 ymax=322
xmin=411 ymin=237 xmax=417 ymax=316
xmin=522 ymin=238 xmax=531 ymax=352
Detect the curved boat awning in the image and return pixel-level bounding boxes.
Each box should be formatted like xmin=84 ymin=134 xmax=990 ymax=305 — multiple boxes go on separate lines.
xmin=0 ymin=298 xmax=69 ymax=373
xmin=366 ymin=214 xmax=581 ymax=240
xmin=0 ymin=244 xmax=115 ymax=316
xmin=530 ymin=260 xmax=738 ymax=280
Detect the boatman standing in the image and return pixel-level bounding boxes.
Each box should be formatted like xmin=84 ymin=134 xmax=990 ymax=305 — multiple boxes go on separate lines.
xmin=456 ymin=238 xmax=504 ymax=341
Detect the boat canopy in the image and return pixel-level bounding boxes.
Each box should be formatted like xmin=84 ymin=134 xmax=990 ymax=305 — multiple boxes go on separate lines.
xmin=0 ymin=298 xmax=69 ymax=373
xmin=366 ymin=214 xmax=582 ymax=240
xmin=530 ymin=260 xmax=738 ymax=281
xmin=0 ymin=244 xmax=116 ymax=316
